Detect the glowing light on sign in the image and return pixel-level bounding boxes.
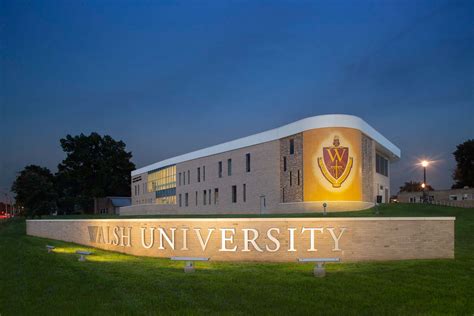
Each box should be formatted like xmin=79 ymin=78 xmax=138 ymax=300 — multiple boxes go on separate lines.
xmin=88 ymin=225 xmax=347 ymax=253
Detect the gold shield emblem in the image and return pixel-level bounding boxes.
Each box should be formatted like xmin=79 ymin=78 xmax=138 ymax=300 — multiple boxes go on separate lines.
xmin=318 ymin=136 xmax=353 ymax=188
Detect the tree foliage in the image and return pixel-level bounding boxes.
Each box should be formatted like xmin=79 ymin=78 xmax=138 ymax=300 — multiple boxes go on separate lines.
xmin=399 ymin=181 xmax=434 ymax=193
xmin=56 ymin=133 xmax=135 ymax=213
xmin=452 ymin=139 xmax=474 ymax=189
xmin=11 ymin=165 xmax=57 ymax=218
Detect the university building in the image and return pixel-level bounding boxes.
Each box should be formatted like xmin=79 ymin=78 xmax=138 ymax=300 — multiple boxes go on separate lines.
xmin=120 ymin=114 xmax=400 ymax=215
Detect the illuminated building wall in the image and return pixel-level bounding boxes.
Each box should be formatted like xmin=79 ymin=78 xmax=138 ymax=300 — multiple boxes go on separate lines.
xmin=125 ymin=115 xmax=400 ymax=215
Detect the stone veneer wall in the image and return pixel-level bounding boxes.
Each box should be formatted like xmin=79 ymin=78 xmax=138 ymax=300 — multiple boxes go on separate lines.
xmin=361 ymin=134 xmax=374 ymax=202
xmin=280 ymin=133 xmax=303 ymax=203
xmin=27 ymin=217 xmax=455 ymax=262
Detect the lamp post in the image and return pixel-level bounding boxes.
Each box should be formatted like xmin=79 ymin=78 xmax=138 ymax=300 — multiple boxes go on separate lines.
xmin=421 ymin=160 xmax=429 ymax=203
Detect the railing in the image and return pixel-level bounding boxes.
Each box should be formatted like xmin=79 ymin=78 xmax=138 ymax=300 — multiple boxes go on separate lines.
xmin=404 ymin=199 xmax=474 ymax=208
xmin=431 ymin=200 xmax=474 ymax=208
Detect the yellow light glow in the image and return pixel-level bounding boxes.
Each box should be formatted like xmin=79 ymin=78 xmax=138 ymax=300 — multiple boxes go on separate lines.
xmin=421 ymin=183 xmax=426 ymax=188
xmin=304 ymin=128 xmax=362 ymax=201
xmin=421 ymin=160 xmax=429 ymax=167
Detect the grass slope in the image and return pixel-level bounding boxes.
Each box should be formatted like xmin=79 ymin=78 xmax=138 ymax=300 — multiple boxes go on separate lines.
xmin=1 ymin=204 xmax=473 ymax=315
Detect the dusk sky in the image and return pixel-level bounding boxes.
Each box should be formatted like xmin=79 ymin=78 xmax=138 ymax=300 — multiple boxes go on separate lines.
xmin=1 ymin=0 xmax=473 ymax=201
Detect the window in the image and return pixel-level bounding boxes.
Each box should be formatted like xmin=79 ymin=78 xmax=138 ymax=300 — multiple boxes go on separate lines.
xmin=290 ymin=139 xmax=295 ymax=155
xmin=376 ymin=154 xmax=389 ymax=177
xmin=203 ymin=166 xmax=206 ymax=182
xmin=178 ymin=194 xmax=182 ymax=207
xmin=218 ymin=161 xmax=223 ymax=178
xmin=228 ymin=159 xmax=232 ymax=176
xmin=208 ymin=189 xmax=211 ymax=205
xmin=290 ymin=171 xmax=292 ymax=186
xmin=283 ymin=157 xmax=287 ymax=172
xmin=197 ymin=167 xmax=201 ymax=182
xmin=246 ymin=153 xmax=251 ymax=172
xmin=183 ymin=172 xmax=185 ymax=185
xmin=214 ymin=188 xmax=219 ymax=204
xmin=232 ymin=185 xmax=237 ymax=203
xmin=187 ymin=170 xmax=190 ymax=184
xmin=147 ymin=165 xmax=176 ymax=193
xmin=195 ymin=191 xmax=198 ymax=206
xmin=178 ymin=172 xmax=182 ymax=186
xmin=185 ymin=193 xmax=189 ymax=207
xmin=132 ymin=176 xmax=142 ymax=183
xmin=297 ymin=170 xmax=300 ymax=186
xmin=243 ymin=184 xmax=246 ymax=202
xmin=203 ymin=190 xmax=207 ymax=205
xmin=155 ymin=195 xmax=176 ymax=205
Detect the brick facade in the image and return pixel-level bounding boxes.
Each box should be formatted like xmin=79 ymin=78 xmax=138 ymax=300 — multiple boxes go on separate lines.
xmin=280 ymin=133 xmax=303 ymax=203
xmin=175 ymin=141 xmax=281 ymax=214
xmin=361 ymin=134 xmax=374 ymax=202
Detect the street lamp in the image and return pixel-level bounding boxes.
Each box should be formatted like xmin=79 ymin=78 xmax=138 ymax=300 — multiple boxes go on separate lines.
xmin=420 ymin=160 xmax=430 ymax=203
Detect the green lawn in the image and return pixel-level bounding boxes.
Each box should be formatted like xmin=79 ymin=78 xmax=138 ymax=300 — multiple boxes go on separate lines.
xmin=1 ymin=204 xmax=473 ymax=315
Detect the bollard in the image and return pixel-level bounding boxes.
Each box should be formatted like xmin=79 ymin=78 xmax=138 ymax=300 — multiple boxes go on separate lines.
xmin=184 ymin=261 xmax=195 ymax=273
xmin=314 ymin=263 xmax=326 ymax=278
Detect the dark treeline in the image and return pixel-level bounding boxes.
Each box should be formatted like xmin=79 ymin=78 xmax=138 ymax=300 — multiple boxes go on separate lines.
xmin=12 ymin=133 xmax=135 ymax=218
xmin=452 ymin=139 xmax=474 ymax=189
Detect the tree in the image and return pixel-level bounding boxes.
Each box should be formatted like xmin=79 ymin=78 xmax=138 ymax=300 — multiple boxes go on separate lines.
xmin=11 ymin=165 xmax=57 ymax=218
xmin=56 ymin=133 xmax=135 ymax=213
xmin=399 ymin=181 xmax=434 ymax=193
xmin=452 ymin=139 xmax=474 ymax=189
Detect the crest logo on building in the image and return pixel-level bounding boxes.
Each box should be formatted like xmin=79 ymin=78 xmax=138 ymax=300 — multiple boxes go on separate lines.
xmin=318 ymin=136 xmax=353 ymax=188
